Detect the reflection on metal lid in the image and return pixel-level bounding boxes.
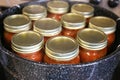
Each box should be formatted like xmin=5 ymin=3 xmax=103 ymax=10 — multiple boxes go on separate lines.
xmin=4 ymin=14 xmax=31 ymax=33
xmin=45 ymin=36 xmax=79 ymax=61
xmin=47 ymin=0 xmax=69 ymax=14
xmin=11 ymin=31 xmax=44 ymax=53
xmin=76 ymin=28 xmax=107 ymax=50
xmin=34 ymin=18 xmax=62 ymax=36
xmin=89 ymin=16 xmax=116 ymax=34
xmin=22 ymin=4 xmax=47 ymax=20
xmin=61 ymin=13 xmax=85 ymax=29
xmin=71 ymin=3 xmax=94 ymax=18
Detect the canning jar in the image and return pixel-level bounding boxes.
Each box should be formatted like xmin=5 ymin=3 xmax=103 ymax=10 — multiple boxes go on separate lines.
xmin=89 ymin=16 xmax=116 ymax=48
xmin=61 ymin=13 xmax=85 ymax=38
xmin=3 ymin=14 xmax=31 ymax=49
xmin=11 ymin=31 xmax=44 ymax=62
xmin=33 ymin=18 xmax=62 ymax=43
xmin=76 ymin=28 xmax=107 ymax=63
xmin=71 ymin=3 xmax=94 ymax=25
xmin=47 ymin=0 xmax=69 ymax=21
xmin=44 ymin=36 xmax=80 ymax=64
xmin=22 ymin=4 xmax=47 ymax=26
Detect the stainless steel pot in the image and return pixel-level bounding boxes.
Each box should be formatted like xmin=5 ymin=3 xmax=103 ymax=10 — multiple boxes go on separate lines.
xmin=0 ymin=0 xmax=120 ymax=80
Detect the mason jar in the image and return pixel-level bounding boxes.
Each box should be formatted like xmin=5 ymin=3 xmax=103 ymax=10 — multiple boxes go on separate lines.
xmin=22 ymin=4 xmax=47 ymax=27
xmin=61 ymin=13 xmax=85 ymax=38
xmin=33 ymin=18 xmax=62 ymax=43
xmin=11 ymin=31 xmax=44 ymax=62
xmin=71 ymin=3 xmax=94 ymax=25
xmin=89 ymin=16 xmax=116 ymax=48
xmin=76 ymin=28 xmax=107 ymax=63
xmin=3 ymin=14 xmax=31 ymax=49
xmin=47 ymin=0 xmax=69 ymax=21
xmin=44 ymin=36 xmax=80 ymax=64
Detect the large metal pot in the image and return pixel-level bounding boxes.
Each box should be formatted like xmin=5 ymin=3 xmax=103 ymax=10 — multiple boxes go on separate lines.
xmin=0 ymin=0 xmax=120 ymax=80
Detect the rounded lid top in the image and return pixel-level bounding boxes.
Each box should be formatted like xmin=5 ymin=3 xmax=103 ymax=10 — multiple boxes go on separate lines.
xmin=76 ymin=28 xmax=107 ymax=50
xmin=61 ymin=13 xmax=85 ymax=29
xmin=45 ymin=36 xmax=79 ymax=61
xmin=89 ymin=16 xmax=116 ymax=34
xmin=34 ymin=18 xmax=62 ymax=36
xmin=71 ymin=3 xmax=94 ymax=18
xmin=47 ymin=0 xmax=69 ymax=14
xmin=22 ymin=4 xmax=47 ymax=20
xmin=4 ymin=14 xmax=31 ymax=33
xmin=11 ymin=31 xmax=44 ymax=54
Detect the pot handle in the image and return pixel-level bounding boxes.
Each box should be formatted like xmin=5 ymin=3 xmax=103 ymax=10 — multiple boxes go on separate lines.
xmin=0 ymin=6 xmax=9 ymax=15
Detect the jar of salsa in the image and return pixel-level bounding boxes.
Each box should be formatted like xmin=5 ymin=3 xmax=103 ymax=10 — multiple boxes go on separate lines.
xmin=61 ymin=13 xmax=85 ymax=38
xmin=76 ymin=28 xmax=107 ymax=63
xmin=47 ymin=0 xmax=69 ymax=21
xmin=22 ymin=4 xmax=47 ymax=26
xmin=3 ymin=14 xmax=31 ymax=49
xmin=33 ymin=18 xmax=62 ymax=43
xmin=44 ymin=36 xmax=80 ymax=64
xmin=71 ymin=3 xmax=94 ymax=25
xmin=89 ymin=16 xmax=116 ymax=48
xmin=11 ymin=31 xmax=44 ymax=62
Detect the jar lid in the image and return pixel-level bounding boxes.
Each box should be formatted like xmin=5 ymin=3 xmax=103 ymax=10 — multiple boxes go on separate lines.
xmin=47 ymin=0 xmax=69 ymax=14
xmin=76 ymin=28 xmax=107 ymax=50
xmin=4 ymin=14 xmax=31 ymax=33
xmin=22 ymin=4 xmax=47 ymax=20
xmin=71 ymin=3 xmax=94 ymax=18
xmin=45 ymin=36 xmax=79 ymax=61
xmin=33 ymin=18 xmax=62 ymax=36
xmin=89 ymin=16 xmax=116 ymax=34
xmin=11 ymin=31 xmax=44 ymax=54
xmin=61 ymin=13 xmax=85 ymax=29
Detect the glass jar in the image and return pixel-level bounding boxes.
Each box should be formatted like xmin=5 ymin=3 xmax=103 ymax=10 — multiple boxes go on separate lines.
xmin=3 ymin=14 xmax=31 ymax=49
xmin=61 ymin=13 xmax=85 ymax=38
xmin=71 ymin=3 xmax=94 ymax=25
xmin=11 ymin=31 xmax=44 ymax=62
xmin=76 ymin=28 xmax=107 ymax=63
xmin=33 ymin=18 xmax=62 ymax=43
xmin=44 ymin=36 xmax=80 ymax=64
xmin=22 ymin=4 xmax=47 ymax=26
xmin=47 ymin=0 xmax=69 ymax=21
xmin=89 ymin=16 xmax=116 ymax=48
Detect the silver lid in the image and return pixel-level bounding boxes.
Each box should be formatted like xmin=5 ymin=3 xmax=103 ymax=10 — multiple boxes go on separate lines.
xmin=47 ymin=0 xmax=69 ymax=14
xmin=76 ymin=28 xmax=107 ymax=50
xmin=89 ymin=16 xmax=116 ymax=34
xmin=71 ymin=3 xmax=94 ymax=18
xmin=33 ymin=18 xmax=62 ymax=36
xmin=4 ymin=14 xmax=31 ymax=33
xmin=45 ymin=36 xmax=79 ymax=61
xmin=22 ymin=4 xmax=47 ymax=20
xmin=11 ymin=31 xmax=44 ymax=54
xmin=61 ymin=13 xmax=85 ymax=29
